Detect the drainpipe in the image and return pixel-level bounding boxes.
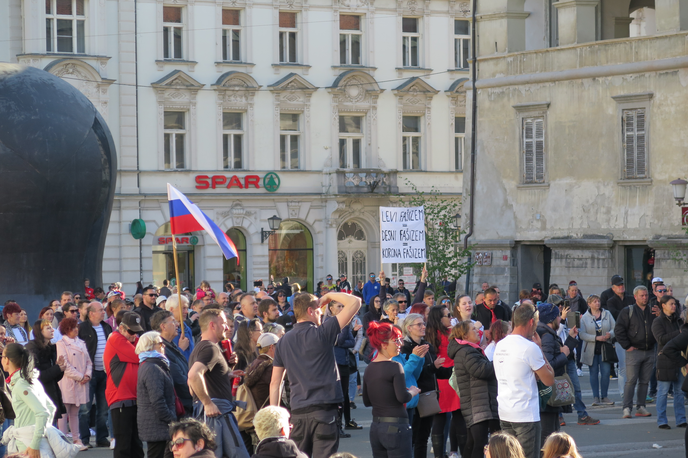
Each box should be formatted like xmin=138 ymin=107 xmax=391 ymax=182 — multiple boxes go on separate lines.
xmin=135 ymin=0 xmax=143 ymax=281
xmin=463 ymin=0 xmax=478 ymax=295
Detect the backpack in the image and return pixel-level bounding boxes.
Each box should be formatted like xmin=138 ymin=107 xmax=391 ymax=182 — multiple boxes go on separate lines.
xmin=234 ymin=383 xmax=268 ymax=431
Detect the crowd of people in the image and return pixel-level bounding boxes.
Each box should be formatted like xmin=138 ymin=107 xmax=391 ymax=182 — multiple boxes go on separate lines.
xmin=0 ymin=272 xmax=686 ymax=458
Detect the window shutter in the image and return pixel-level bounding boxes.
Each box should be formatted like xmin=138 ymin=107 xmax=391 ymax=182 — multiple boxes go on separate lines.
xmin=635 ymin=108 xmax=646 ymax=178
xmin=523 ymin=118 xmax=534 ymax=183
xmin=623 ymin=110 xmax=636 ymax=178
xmin=534 ymin=118 xmax=544 ymax=182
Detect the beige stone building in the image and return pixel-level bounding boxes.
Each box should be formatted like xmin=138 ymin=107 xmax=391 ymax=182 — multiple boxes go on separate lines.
xmin=464 ymin=0 xmax=688 ymax=303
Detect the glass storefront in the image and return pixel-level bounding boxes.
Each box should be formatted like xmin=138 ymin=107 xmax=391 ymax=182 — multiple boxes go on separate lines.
xmin=152 ymin=222 xmax=196 ymax=291
xmin=223 ymin=228 xmax=247 ymax=292
xmin=269 ymin=221 xmax=313 ymax=292
xmin=625 ymin=246 xmax=653 ymax=290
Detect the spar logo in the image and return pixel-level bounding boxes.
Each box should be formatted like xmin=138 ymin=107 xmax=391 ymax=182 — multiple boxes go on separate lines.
xmin=195 ymin=172 xmax=281 ymax=192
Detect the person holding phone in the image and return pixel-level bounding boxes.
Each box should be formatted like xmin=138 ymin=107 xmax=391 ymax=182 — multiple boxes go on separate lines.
xmin=579 ymin=295 xmax=616 ymax=406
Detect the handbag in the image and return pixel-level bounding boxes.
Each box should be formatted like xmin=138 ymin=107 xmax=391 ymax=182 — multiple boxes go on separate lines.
xmin=547 ymin=373 xmax=575 ymax=407
xmin=601 ymin=342 xmax=618 ymax=363
xmin=417 ymin=390 xmax=441 ymax=417
xmin=173 ymin=388 xmax=186 ymax=418
xmin=537 ymin=380 xmax=553 ymax=411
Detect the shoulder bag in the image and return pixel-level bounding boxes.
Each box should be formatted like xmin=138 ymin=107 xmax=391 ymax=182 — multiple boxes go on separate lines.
xmin=547 ymin=373 xmax=575 ymax=407
xmin=417 ymin=390 xmax=442 ymax=417
xmin=234 ymin=383 xmax=268 ymax=431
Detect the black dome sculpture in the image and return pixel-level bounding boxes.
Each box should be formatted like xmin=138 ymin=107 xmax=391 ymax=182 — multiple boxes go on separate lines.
xmin=0 ymin=63 xmax=117 ymax=311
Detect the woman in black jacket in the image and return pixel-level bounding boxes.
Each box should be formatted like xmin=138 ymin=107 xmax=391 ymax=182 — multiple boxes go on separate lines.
xmin=447 ymin=321 xmax=499 ymax=458
xmin=135 ymin=331 xmax=177 ymax=458
xmin=401 ymin=311 xmax=451 ymax=458
xmin=652 ymin=295 xmax=686 ymax=429
xmin=661 ymin=316 xmax=688 ymax=456
xmin=25 ymin=319 xmax=66 ymax=424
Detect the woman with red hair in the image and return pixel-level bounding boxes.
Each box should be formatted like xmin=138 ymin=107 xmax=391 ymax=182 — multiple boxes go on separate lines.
xmin=363 ymin=322 xmax=420 ymax=458
xmin=409 ymin=303 xmax=429 ymax=320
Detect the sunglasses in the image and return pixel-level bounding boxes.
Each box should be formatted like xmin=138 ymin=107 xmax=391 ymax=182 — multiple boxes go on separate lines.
xmin=147 ymin=294 xmax=158 ymax=297
xmin=125 ymin=328 xmax=137 ymax=336
xmin=657 ymin=289 xmax=667 ymax=293
xmin=370 ymin=275 xmax=375 ymax=278
xmin=68 ymin=309 xmax=78 ymax=313
xmin=398 ymin=300 xmax=407 ymax=303
xmin=169 ymin=438 xmax=193 ymax=451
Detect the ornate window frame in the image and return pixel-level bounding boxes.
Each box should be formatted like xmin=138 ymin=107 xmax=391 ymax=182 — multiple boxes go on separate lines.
xmin=212 ymin=71 xmax=260 ymax=171
xmin=44 ymin=59 xmax=114 ymax=121
xmin=326 ymin=70 xmax=381 ymax=170
xmin=268 ymin=73 xmax=317 ymax=170
xmin=392 ymin=77 xmax=438 ymax=171
xmin=151 ymin=70 xmax=204 ymax=170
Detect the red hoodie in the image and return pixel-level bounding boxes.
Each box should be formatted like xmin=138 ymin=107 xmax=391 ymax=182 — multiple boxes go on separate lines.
xmin=104 ymin=331 xmax=139 ymax=406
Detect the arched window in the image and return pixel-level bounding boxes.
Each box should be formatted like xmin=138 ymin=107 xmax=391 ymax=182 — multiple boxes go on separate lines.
xmin=268 ymin=221 xmax=313 ymax=292
xmin=224 ymin=228 xmax=247 ymax=292
xmin=337 ymin=221 xmax=367 ymax=288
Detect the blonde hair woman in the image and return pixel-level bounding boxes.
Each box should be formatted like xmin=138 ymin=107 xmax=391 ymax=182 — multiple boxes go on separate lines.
xmin=542 ymin=432 xmax=582 ymax=458
xmin=484 ymin=431 xmax=526 ymax=458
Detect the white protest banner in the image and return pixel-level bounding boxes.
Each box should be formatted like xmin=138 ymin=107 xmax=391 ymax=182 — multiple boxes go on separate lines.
xmin=380 ymin=206 xmax=427 ymax=263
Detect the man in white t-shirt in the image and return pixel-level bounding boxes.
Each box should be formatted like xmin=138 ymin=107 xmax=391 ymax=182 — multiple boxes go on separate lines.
xmin=493 ymin=302 xmax=554 ymax=458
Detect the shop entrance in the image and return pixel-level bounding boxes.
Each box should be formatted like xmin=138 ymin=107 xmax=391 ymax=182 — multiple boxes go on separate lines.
xmin=269 ymin=221 xmax=314 ymax=293
xmin=153 ymin=223 xmax=197 ymax=291
xmin=625 ymin=245 xmax=653 ymax=290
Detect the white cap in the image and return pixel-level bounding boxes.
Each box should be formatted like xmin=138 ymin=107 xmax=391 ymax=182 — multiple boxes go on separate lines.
xmin=257 ymin=332 xmax=280 ymax=348
xmin=107 ymin=291 xmax=122 ymax=298
xmin=156 ymin=295 xmax=168 ymax=306
xmin=651 ymin=277 xmax=664 ymax=284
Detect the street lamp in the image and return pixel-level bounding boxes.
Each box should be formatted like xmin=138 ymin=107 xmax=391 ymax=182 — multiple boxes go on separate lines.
xmin=670 ymin=178 xmax=688 ymax=207
xmin=261 ymin=215 xmax=282 ymax=243
xmin=452 ymin=213 xmax=462 ymax=230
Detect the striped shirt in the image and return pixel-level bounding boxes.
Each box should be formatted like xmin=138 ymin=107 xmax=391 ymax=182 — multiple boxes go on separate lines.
xmin=93 ymin=324 xmax=106 ymax=371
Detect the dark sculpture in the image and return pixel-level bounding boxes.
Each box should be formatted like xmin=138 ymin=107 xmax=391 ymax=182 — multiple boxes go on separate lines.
xmin=0 ymin=64 xmax=116 ymax=312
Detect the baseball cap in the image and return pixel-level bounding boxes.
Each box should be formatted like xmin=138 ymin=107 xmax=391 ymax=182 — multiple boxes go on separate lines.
xmin=340 ymin=274 xmax=346 ymax=278
xmin=121 ymin=312 xmax=144 ymax=332
xmin=182 ymin=287 xmax=190 ymax=292
xmin=532 ymin=282 xmax=542 ymax=290
xmin=256 ymin=332 xmax=279 ymax=348
xmin=156 ymin=295 xmax=167 ymax=306
xmin=611 ymin=275 xmax=624 ymax=286
xmin=107 ymin=291 xmax=122 ymax=298
xmin=651 ymin=277 xmax=664 ymax=284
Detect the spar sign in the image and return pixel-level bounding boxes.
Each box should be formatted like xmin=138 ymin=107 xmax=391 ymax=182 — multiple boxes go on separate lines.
xmin=379 ymin=206 xmax=427 ymax=263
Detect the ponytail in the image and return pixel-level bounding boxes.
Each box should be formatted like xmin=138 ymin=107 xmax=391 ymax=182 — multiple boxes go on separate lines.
xmin=4 ymin=342 xmax=34 ymax=384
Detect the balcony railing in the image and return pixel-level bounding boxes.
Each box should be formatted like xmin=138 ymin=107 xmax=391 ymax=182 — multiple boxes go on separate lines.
xmin=336 ymin=169 xmax=398 ymax=194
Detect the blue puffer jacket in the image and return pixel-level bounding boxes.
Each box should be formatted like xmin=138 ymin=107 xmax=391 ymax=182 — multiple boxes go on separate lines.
xmin=334 ymin=322 xmax=355 ymax=366
xmin=392 ymin=352 xmax=424 ymax=409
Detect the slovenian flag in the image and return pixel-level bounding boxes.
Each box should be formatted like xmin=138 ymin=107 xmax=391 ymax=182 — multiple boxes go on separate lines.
xmin=167 ymin=184 xmax=239 ymax=262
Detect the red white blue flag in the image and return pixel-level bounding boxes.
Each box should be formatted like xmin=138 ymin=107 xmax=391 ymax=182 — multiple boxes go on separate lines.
xmin=167 ymin=184 xmax=239 ymax=262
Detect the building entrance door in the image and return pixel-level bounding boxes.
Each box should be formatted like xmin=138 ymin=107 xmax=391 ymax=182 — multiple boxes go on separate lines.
xmin=337 ymin=221 xmax=367 ymax=289
xmin=153 ymin=250 xmax=195 ymax=291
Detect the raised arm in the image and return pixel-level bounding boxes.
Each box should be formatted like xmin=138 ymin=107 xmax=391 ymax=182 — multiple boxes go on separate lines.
xmin=320 ymin=292 xmax=362 ymax=330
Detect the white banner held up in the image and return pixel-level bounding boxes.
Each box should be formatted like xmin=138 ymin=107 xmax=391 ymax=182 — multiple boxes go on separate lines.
xmin=380 ymin=206 xmax=427 ymax=263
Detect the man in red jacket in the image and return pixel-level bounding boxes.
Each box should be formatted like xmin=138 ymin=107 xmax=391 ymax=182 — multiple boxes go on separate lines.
xmin=104 ymin=311 xmax=144 ymax=458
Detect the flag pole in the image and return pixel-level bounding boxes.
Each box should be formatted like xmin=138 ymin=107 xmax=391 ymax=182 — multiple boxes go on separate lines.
xmin=172 ymin=236 xmax=185 ymax=339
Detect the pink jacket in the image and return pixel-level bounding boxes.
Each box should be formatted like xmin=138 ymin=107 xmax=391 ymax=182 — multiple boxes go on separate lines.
xmin=56 ymin=335 xmax=92 ymax=405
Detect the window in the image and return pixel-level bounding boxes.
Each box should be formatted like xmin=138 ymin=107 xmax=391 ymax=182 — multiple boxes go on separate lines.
xmin=279 ymin=12 xmax=298 ymax=63
xmin=402 ymin=116 xmax=421 ymax=170
xmin=622 ymin=108 xmax=647 ymax=179
xmin=455 ymin=117 xmax=465 ymax=171
xmin=222 ymin=10 xmax=241 ymax=62
xmin=164 ymin=111 xmax=186 ymax=169
xmin=46 ymin=0 xmax=85 ymax=53
xmin=454 ymin=20 xmax=470 ymax=69
xmin=163 ymin=6 xmax=183 ymax=59
xmin=340 ymin=15 xmax=362 ymax=65
xmin=402 ymin=17 xmax=420 ymax=67
xmin=522 ymin=117 xmax=545 ymax=183
xmin=280 ymin=113 xmax=300 ymax=169
xmin=339 ymin=116 xmax=363 ymax=169
xmin=223 ymin=112 xmax=243 ymax=169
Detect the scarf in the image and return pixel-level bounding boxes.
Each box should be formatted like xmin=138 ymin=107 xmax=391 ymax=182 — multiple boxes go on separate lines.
xmin=4 ymin=322 xmax=28 ymax=342
xmin=483 ymin=303 xmax=497 ymax=324
xmin=455 ymin=338 xmax=485 ymax=356
xmin=138 ymin=350 xmax=170 ymax=367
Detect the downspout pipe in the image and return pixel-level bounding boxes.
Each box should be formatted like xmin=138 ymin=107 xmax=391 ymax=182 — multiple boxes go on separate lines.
xmin=464 ymin=0 xmax=478 ymax=295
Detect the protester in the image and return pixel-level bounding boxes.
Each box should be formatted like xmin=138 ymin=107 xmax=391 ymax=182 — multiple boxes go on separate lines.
xmin=401 ymin=308 xmax=451 ymax=458
xmin=78 ymin=300 xmax=112 ymax=448
xmin=426 ymin=305 xmax=463 ymax=458
xmin=104 ymin=311 xmax=145 ymax=458
xmin=475 ymin=288 xmax=507 ymax=331
xmin=484 ymin=320 xmax=510 ymax=362
xmin=651 ymin=295 xmax=686 ymax=429
xmin=19 ymin=309 xmax=31 ymax=338
xmin=235 ymin=318 xmax=261 ymax=371
xmin=196 ymin=281 xmax=217 ymax=301
xmin=484 ymin=431 xmax=526 ymax=458
xmin=134 ymin=285 xmax=163 ymax=332
xmin=614 ymin=285 xmax=656 ymax=418
xmin=447 ymin=321 xmax=499 ymax=458
xmin=169 ymin=418 xmax=217 ymax=458
xmin=104 ymin=298 xmax=126 ymax=330
xmin=25 ymin=319 xmax=67 ymax=426
xmin=2 ymin=343 xmax=56 ymax=458
xmin=362 ymin=296 xmax=383 ymax=333
xmin=381 ymin=299 xmax=400 ymax=326
xmin=55 ymin=317 xmax=91 ymax=450
xmin=252 ymin=406 xmax=308 ymax=458
xmin=3 ymin=302 xmax=28 ymax=345
xmin=493 ymin=303 xmax=554 ymax=458
xmin=325 ymin=298 xmax=360 ymax=435
xmin=234 ymin=293 xmax=258 ymax=329
xmin=605 ymin=276 xmax=634 ymax=397
xmin=167 ymin=294 xmax=194 ymax=361
xmin=362 ymin=273 xmax=380 ymax=307
xmin=245 ymin=332 xmax=280 ymax=410
xmin=409 ymin=303 xmax=429 ymax=321
xmin=660 ymin=312 xmax=688 ymax=452
xmin=541 ymin=432 xmax=582 ymax=458
xmin=151 ymin=310 xmax=193 ymax=416
xmin=136 ymin=331 xmax=177 ymax=458
xmin=579 ymin=294 xmax=616 ymax=406
xmin=452 ymin=294 xmax=485 ymax=341
xmin=269 ymin=291 xmax=361 ymax=458
xmin=363 ymin=321 xmax=419 ymax=458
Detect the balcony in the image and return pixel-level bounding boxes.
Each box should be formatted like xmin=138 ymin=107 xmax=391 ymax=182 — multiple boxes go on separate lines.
xmin=336 ymin=169 xmax=398 ymax=194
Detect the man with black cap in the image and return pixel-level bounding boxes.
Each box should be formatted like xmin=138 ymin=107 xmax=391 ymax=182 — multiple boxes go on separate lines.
xmin=104 ymin=311 xmax=145 ymax=458
xmin=338 ymin=274 xmax=351 ymax=293
xmin=605 ymin=275 xmax=635 ymax=398
xmin=531 ymin=283 xmax=544 ymax=303
xmin=601 ymin=275 xmax=621 ymax=310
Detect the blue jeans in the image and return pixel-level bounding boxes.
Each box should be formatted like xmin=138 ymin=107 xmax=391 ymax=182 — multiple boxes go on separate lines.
xmin=0 ymin=418 xmax=12 ymax=457
xmin=589 ymin=354 xmax=611 ymax=399
xmin=349 ymin=353 xmax=359 ymax=402
xmin=79 ymin=369 xmax=108 ymax=444
xmin=657 ymin=375 xmax=687 ymax=426
xmin=615 ymin=342 xmax=627 ymax=398
xmin=567 ymin=358 xmax=588 ymax=419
